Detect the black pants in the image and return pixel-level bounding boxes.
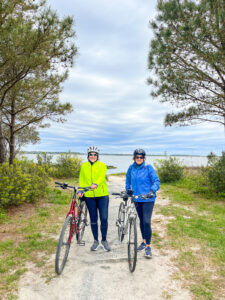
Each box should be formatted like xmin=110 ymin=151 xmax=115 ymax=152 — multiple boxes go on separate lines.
xmin=85 ymin=196 xmax=109 ymax=241
xmin=135 ymin=201 xmax=154 ymax=244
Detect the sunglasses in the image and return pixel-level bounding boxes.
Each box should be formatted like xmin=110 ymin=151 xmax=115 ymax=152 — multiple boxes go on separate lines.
xmin=135 ymin=156 xmax=144 ymax=159
xmin=89 ymin=153 xmax=98 ymax=157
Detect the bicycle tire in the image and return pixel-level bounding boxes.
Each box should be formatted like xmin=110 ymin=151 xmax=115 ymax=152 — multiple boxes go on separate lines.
xmin=55 ymin=215 xmax=73 ymax=275
xmin=117 ymin=202 xmax=125 ymax=242
xmin=128 ymin=218 xmax=137 ymax=272
xmin=76 ymin=201 xmax=88 ymax=243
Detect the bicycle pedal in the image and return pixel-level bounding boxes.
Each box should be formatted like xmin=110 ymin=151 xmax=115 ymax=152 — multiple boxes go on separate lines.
xmin=78 ymin=241 xmax=85 ymax=246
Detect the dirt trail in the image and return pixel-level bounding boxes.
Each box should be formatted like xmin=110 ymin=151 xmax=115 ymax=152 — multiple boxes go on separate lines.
xmin=18 ymin=176 xmax=192 ymax=300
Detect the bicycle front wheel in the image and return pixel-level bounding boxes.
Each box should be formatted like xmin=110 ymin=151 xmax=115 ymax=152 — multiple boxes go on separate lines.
xmin=55 ymin=215 xmax=73 ymax=275
xmin=117 ymin=202 xmax=125 ymax=242
xmin=128 ymin=218 xmax=137 ymax=272
xmin=76 ymin=201 xmax=88 ymax=243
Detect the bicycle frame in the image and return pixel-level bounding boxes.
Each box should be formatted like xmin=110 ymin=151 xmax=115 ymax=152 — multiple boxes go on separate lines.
xmin=55 ymin=183 xmax=90 ymax=243
xmin=115 ymin=191 xmax=152 ymax=273
xmin=55 ymin=182 xmax=90 ymax=275
xmin=121 ymin=198 xmax=137 ymax=237
xmin=115 ymin=191 xmax=151 ymax=239
xmin=65 ymin=189 xmax=77 ymax=243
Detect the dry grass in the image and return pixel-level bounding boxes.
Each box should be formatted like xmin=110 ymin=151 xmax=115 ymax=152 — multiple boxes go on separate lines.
xmin=0 ymin=184 xmax=72 ymax=299
xmin=157 ymin=183 xmax=225 ymax=300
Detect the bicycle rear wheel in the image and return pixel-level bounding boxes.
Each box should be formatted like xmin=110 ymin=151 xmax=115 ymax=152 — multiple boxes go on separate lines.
xmin=76 ymin=201 xmax=88 ymax=243
xmin=117 ymin=202 xmax=125 ymax=242
xmin=128 ymin=218 xmax=137 ymax=272
xmin=55 ymin=215 xmax=73 ymax=275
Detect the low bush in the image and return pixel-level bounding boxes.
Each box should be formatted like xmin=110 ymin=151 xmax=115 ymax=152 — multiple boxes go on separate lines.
xmin=155 ymin=156 xmax=184 ymax=183
xmin=203 ymin=152 xmax=225 ymax=195
xmin=50 ymin=152 xmax=82 ymax=178
xmin=37 ymin=152 xmax=53 ymax=166
xmin=0 ymin=159 xmax=49 ymax=208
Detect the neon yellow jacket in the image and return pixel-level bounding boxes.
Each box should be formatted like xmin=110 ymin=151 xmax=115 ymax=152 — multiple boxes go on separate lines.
xmin=78 ymin=161 xmax=109 ymax=197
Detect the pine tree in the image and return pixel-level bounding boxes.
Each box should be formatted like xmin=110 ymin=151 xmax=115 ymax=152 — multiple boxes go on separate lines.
xmin=148 ymin=0 xmax=225 ymax=127
xmin=0 ymin=0 xmax=77 ymax=163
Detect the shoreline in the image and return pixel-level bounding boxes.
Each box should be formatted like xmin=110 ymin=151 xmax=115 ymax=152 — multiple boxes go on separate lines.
xmin=20 ymin=151 xmax=209 ymax=157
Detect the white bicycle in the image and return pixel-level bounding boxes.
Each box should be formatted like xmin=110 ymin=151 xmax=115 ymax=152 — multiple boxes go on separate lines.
xmin=113 ymin=191 xmax=150 ymax=272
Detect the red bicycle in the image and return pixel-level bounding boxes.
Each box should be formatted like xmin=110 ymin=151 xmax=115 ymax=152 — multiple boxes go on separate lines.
xmin=54 ymin=182 xmax=91 ymax=275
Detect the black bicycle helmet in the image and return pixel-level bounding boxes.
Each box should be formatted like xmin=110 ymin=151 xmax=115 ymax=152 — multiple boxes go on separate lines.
xmin=133 ymin=148 xmax=146 ymax=158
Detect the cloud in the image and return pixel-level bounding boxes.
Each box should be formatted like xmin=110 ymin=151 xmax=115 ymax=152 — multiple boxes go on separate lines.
xmin=24 ymin=0 xmax=225 ymax=156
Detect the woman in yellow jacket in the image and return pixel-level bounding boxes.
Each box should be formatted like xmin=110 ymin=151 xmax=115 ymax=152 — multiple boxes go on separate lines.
xmin=77 ymin=146 xmax=110 ymax=252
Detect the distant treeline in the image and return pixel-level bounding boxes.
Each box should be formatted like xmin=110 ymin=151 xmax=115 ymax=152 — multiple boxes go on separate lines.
xmin=21 ymin=151 xmax=205 ymax=157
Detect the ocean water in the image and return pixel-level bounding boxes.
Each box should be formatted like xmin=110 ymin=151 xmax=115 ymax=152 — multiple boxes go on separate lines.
xmin=21 ymin=153 xmax=208 ymax=175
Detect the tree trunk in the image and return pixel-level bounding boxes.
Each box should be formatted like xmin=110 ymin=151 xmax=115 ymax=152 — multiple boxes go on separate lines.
xmin=9 ymin=98 xmax=15 ymax=165
xmin=0 ymin=111 xmax=7 ymax=164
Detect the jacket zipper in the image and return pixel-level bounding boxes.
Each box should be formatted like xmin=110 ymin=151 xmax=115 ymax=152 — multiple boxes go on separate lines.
xmin=91 ymin=163 xmax=95 ymax=198
xmin=135 ymin=165 xmax=141 ymax=200
xmin=135 ymin=166 xmax=138 ymax=196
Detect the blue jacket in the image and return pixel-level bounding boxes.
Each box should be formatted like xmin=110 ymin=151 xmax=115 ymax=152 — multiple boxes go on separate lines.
xmin=126 ymin=162 xmax=160 ymax=202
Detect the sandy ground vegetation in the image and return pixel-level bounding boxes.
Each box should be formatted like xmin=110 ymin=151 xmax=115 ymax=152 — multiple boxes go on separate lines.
xmin=18 ymin=176 xmax=192 ymax=300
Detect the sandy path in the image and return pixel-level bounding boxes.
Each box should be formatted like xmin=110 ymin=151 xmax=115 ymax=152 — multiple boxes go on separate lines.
xmin=18 ymin=176 xmax=191 ymax=300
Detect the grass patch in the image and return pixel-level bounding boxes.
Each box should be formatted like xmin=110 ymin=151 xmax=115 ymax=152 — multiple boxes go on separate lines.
xmin=0 ymin=178 xmax=77 ymax=299
xmin=38 ymin=207 xmax=50 ymax=217
xmin=0 ymin=208 xmax=10 ymax=224
xmin=176 ymin=172 xmax=225 ymax=201
xmin=152 ymin=232 xmax=162 ymax=249
xmin=159 ymin=174 xmax=225 ymax=300
xmin=46 ymin=187 xmax=72 ymax=205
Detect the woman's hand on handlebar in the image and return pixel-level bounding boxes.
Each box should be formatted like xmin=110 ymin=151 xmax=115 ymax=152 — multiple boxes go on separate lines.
xmin=77 ymin=191 xmax=84 ymax=198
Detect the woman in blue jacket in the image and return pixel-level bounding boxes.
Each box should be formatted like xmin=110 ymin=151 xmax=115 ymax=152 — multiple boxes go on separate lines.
xmin=126 ymin=149 xmax=160 ymax=258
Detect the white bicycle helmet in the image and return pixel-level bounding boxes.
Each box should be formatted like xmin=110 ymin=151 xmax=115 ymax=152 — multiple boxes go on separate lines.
xmin=87 ymin=146 xmax=100 ymax=154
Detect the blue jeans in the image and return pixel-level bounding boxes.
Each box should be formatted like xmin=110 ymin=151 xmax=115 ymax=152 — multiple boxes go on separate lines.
xmin=135 ymin=202 xmax=154 ymax=245
xmin=85 ymin=196 xmax=109 ymax=241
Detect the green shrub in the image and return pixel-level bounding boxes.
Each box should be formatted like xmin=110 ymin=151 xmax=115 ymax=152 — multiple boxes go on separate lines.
xmin=37 ymin=152 xmax=53 ymax=166
xmin=203 ymin=152 xmax=225 ymax=195
xmin=0 ymin=159 xmax=49 ymax=208
xmin=21 ymin=159 xmax=50 ymax=201
xmin=155 ymin=156 xmax=184 ymax=183
xmin=50 ymin=152 xmax=82 ymax=178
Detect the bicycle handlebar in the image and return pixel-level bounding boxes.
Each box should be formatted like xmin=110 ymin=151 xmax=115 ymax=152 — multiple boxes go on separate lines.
xmin=112 ymin=190 xmax=154 ymax=199
xmin=55 ymin=182 xmax=91 ymax=192
xmin=133 ymin=194 xmax=151 ymax=200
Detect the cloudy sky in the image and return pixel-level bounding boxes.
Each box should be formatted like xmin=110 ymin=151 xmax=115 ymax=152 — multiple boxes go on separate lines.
xmin=25 ymin=0 xmax=225 ymax=155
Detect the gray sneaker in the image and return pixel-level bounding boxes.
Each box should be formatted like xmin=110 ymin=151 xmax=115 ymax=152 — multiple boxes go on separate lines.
xmin=137 ymin=242 xmax=146 ymax=252
xmin=145 ymin=246 xmax=152 ymax=258
xmin=90 ymin=240 xmax=99 ymax=251
xmin=101 ymin=240 xmax=111 ymax=251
